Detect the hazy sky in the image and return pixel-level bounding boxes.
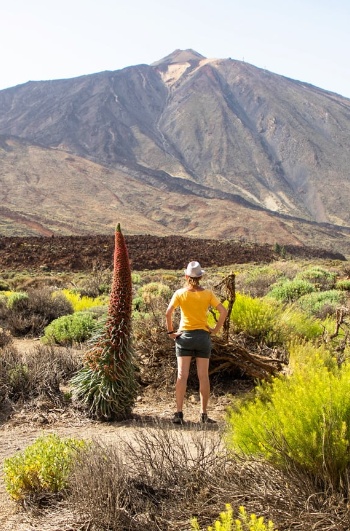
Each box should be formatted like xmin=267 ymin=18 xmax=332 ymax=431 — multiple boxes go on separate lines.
xmin=1 ymin=0 xmax=349 ymax=97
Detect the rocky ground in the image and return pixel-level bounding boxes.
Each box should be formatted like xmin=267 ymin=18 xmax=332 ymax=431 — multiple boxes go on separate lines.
xmin=0 ymin=234 xmax=346 ymax=273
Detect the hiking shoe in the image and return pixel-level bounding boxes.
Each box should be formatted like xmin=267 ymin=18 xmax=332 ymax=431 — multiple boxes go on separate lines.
xmin=200 ymin=413 xmax=216 ymax=424
xmin=172 ymin=412 xmax=184 ymax=424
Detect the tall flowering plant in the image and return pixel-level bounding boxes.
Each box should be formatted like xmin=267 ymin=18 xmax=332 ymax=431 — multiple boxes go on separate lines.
xmin=71 ymin=224 xmax=137 ymax=420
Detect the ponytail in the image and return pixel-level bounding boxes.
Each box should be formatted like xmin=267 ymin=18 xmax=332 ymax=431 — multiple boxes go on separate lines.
xmin=186 ymin=276 xmax=201 ymax=288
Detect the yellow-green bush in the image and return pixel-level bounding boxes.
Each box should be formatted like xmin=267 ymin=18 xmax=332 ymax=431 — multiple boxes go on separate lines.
xmin=229 ymin=293 xmax=281 ymax=343
xmin=226 ymin=343 xmax=350 ymax=490
xmin=4 ymin=434 xmax=88 ymax=501
xmin=335 ymin=279 xmax=350 ymax=291
xmin=58 ymin=289 xmax=108 ymax=312
xmin=278 ymin=307 xmax=324 ymax=341
xmin=191 ymin=504 xmax=277 ymax=530
xmin=131 ymin=272 xmax=141 ymax=284
xmin=287 ymin=340 xmax=339 ymax=372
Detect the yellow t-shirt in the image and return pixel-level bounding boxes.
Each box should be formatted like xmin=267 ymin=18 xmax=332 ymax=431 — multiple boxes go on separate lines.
xmin=170 ymin=288 xmax=220 ymax=331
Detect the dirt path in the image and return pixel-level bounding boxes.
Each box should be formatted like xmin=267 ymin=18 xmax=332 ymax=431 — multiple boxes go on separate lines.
xmin=0 ymin=417 xmax=164 ymax=530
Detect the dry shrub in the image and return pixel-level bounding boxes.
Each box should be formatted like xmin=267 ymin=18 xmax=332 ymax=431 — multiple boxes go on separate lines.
xmin=4 ymin=287 xmax=73 ymax=337
xmin=0 ymin=344 xmax=23 ymax=403
xmin=6 ymin=312 xmax=47 ymax=337
xmin=0 ymin=343 xmax=82 ymax=405
xmin=76 ymin=264 xmax=112 ymax=297
xmin=133 ymin=310 xmax=177 ymax=390
xmin=235 ymin=267 xmax=282 ymax=298
xmin=0 ymin=326 xmax=12 ymax=348
xmin=68 ymin=440 xmax=146 ymax=530
xmin=0 ymin=297 xmax=8 ymax=328
xmin=66 ymin=423 xmax=350 ymax=530
xmin=68 ymin=424 xmax=225 ymax=531
xmin=22 ymin=344 xmax=83 ymax=396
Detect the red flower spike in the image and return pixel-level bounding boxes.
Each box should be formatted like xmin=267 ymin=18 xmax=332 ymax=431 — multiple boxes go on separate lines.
xmin=71 ymin=224 xmax=137 ymax=420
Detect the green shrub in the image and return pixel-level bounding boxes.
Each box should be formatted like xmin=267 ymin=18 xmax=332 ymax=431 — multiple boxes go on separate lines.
xmin=267 ymin=279 xmax=315 ymax=303
xmin=336 ymin=280 xmax=350 ymax=291
xmin=229 ymin=293 xmax=281 ymax=343
xmin=226 ymin=343 xmax=350 ymax=491
xmin=295 ymin=289 xmax=346 ymax=318
xmin=273 ymin=242 xmax=286 ymax=258
xmin=3 ymin=434 xmax=88 ymax=501
xmin=191 ymin=504 xmax=277 ymax=530
xmin=42 ymin=311 xmax=97 ymax=345
xmin=295 ymin=266 xmax=337 ymax=291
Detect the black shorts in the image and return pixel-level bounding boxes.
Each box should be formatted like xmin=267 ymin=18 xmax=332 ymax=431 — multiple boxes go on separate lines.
xmin=175 ymin=329 xmax=212 ymax=359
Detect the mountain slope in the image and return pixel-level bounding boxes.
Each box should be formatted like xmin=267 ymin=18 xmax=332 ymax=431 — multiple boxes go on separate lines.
xmin=0 ymin=50 xmax=350 ymax=253
xmin=1 ymin=135 xmax=350 ymax=257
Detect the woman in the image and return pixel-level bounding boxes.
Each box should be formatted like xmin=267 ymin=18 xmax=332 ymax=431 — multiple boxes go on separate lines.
xmin=165 ymin=260 xmax=228 ymax=424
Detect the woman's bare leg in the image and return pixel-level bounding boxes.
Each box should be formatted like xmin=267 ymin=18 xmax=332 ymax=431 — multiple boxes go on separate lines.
xmin=175 ymin=356 xmax=192 ymax=412
xmin=196 ymin=357 xmax=210 ymax=414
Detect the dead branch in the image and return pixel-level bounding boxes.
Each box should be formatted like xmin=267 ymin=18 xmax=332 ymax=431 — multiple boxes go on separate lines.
xmin=210 ymin=333 xmax=289 ymax=381
xmin=214 ymin=272 xmax=236 ymax=341
xmin=329 ymin=306 xmax=350 ymax=339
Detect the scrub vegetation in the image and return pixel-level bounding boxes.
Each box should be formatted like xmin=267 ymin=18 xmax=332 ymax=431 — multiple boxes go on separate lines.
xmin=0 ymin=254 xmax=350 ymax=530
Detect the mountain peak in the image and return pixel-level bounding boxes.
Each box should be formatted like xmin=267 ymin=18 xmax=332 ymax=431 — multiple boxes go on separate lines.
xmin=151 ymin=49 xmax=206 ymax=67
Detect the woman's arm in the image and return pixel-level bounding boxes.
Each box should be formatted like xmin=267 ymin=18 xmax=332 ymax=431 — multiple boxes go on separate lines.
xmin=165 ymin=303 xmax=175 ymax=335
xmin=210 ymin=303 xmax=228 ymax=335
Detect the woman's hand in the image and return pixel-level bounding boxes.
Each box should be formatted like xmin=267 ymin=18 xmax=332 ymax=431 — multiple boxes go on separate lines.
xmin=168 ymin=331 xmax=182 ymax=339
